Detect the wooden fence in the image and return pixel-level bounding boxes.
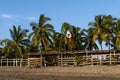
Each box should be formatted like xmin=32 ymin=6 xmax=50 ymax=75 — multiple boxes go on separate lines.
xmin=57 ymin=53 xmax=120 ymax=67
xmin=0 ymin=58 xmax=28 ymax=66
xmin=1 ymin=53 xmax=120 ymax=67
xmin=81 ymin=53 xmax=120 ymax=66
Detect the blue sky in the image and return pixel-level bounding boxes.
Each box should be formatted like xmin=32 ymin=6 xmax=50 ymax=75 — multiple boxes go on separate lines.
xmin=0 ymin=0 xmax=120 ymax=40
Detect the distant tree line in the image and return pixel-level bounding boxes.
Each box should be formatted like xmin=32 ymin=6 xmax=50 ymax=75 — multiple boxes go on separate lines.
xmin=0 ymin=14 xmax=120 ymax=58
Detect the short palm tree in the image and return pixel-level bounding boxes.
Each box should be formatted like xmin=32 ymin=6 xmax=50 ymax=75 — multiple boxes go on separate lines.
xmin=52 ymin=32 xmax=61 ymax=51
xmin=84 ymin=28 xmax=99 ymax=50
xmin=0 ymin=25 xmax=29 ymax=58
xmin=105 ymin=33 xmax=113 ymax=50
xmin=71 ymin=26 xmax=85 ymax=50
xmin=54 ymin=22 xmax=74 ymax=51
xmin=0 ymin=39 xmax=14 ymax=58
xmin=60 ymin=22 xmax=75 ymax=51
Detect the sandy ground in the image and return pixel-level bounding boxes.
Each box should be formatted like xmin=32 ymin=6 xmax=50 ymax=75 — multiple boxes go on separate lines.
xmin=0 ymin=65 xmax=120 ymax=80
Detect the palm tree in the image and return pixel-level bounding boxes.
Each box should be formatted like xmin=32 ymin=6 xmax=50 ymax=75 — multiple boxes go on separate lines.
xmin=84 ymin=28 xmax=99 ymax=50
xmin=29 ymin=14 xmax=55 ymax=51
xmin=112 ymin=19 xmax=120 ymax=50
xmin=88 ymin=15 xmax=114 ymax=50
xmin=102 ymin=15 xmax=116 ymax=50
xmin=0 ymin=25 xmax=29 ymax=58
xmin=105 ymin=33 xmax=113 ymax=50
xmin=57 ymin=23 xmax=87 ymax=51
xmin=71 ymin=26 xmax=85 ymax=50
xmin=53 ymin=22 xmax=74 ymax=51
xmin=59 ymin=22 xmax=75 ymax=51
xmin=52 ymin=32 xmax=61 ymax=51
xmin=0 ymin=39 xmax=14 ymax=58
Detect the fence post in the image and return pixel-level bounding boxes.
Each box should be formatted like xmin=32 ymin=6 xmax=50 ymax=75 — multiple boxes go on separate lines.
xmin=28 ymin=58 xmax=30 ymax=67
xmin=110 ymin=53 xmax=111 ymax=65
xmin=61 ymin=52 xmax=63 ymax=66
xmin=13 ymin=59 xmax=15 ymax=66
xmin=16 ymin=59 xmax=18 ymax=66
xmin=41 ymin=55 xmax=43 ymax=67
xmin=44 ymin=58 xmax=46 ymax=67
xmin=91 ymin=58 xmax=93 ymax=66
xmin=20 ymin=58 xmax=22 ymax=66
xmin=57 ymin=55 xmax=59 ymax=66
xmin=100 ymin=59 xmax=102 ymax=65
xmin=7 ymin=59 xmax=8 ymax=66
xmin=1 ymin=59 xmax=2 ymax=66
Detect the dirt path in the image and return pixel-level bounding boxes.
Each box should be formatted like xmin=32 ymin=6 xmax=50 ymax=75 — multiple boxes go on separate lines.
xmin=0 ymin=66 xmax=120 ymax=80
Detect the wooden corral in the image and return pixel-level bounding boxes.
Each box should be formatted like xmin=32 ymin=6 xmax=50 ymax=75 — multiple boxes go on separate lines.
xmin=28 ymin=50 xmax=120 ymax=67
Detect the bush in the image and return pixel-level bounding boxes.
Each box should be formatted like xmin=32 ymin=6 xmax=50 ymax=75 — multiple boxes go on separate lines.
xmin=75 ymin=56 xmax=83 ymax=65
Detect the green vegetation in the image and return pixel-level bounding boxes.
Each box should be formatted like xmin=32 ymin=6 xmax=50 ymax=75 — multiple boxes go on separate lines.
xmin=0 ymin=14 xmax=120 ymax=58
xmin=75 ymin=56 xmax=83 ymax=65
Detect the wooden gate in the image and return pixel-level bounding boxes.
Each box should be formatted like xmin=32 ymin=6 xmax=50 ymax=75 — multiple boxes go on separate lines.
xmin=28 ymin=58 xmax=42 ymax=68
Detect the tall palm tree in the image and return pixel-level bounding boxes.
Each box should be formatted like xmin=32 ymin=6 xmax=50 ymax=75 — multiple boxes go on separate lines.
xmin=29 ymin=14 xmax=55 ymax=51
xmin=88 ymin=15 xmax=114 ymax=50
xmin=101 ymin=15 xmax=116 ymax=50
xmin=0 ymin=25 xmax=29 ymax=58
xmin=112 ymin=19 xmax=120 ymax=50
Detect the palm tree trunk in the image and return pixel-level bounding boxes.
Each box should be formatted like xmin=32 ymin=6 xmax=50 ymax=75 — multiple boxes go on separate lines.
xmin=100 ymin=43 xmax=103 ymax=50
xmin=108 ymin=42 xmax=110 ymax=50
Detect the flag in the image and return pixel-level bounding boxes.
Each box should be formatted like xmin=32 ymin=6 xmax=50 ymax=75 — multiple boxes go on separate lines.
xmin=66 ymin=31 xmax=72 ymax=38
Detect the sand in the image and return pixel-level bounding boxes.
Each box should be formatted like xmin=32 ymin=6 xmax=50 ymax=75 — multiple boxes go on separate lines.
xmin=0 ymin=65 xmax=120 ymax=80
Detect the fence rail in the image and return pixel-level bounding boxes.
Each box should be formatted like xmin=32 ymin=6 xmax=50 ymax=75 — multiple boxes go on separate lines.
xmin=0 ymin=59 xmax=28 ymax=66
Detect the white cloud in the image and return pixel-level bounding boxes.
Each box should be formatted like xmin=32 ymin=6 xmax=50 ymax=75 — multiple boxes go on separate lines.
xmin=0 ymin=14 xmax=13 ymax=19
xmin=26 ymin=16 xmax=37 ymax=20
xmin=0 ymin=14 xmax=37 ymax=22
